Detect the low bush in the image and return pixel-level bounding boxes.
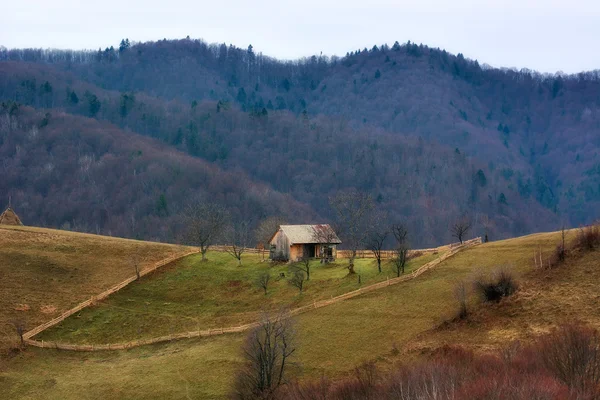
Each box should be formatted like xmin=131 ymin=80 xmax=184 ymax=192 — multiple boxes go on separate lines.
xmin=283 ymin=324 xmax=600 ymax=400
xmin=575 ymin=224 xmax=600 ymax=251
xmin=537 ymin=324 xmax=600 ymax=396
xmin=473 ymin=266 xmax=518 ymax=302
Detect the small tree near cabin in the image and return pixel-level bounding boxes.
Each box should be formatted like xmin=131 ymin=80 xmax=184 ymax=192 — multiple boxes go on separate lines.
xmin=225 ymin=220 xmax=251 ymax=266
xmin=329 ymin=189 xmax=374 ymax=274
xmin=289 ymin=271 xmax=305 ymax=293
xmin=184 ymin=201 xmax=229 ymax=261
xmin=256 ymin=272 xmax=271 ymax=295
xmin=391 ymin=223 xmax=409 ymax=277
xmin=367 ymin=213 xmax=389 ymax=273
xmin=292 ymin=256 xmax=311 ymax=281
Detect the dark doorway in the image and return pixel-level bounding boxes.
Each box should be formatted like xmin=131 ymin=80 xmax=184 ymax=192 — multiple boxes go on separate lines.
xmin=303 ymin=244 xmax=316 ymax=258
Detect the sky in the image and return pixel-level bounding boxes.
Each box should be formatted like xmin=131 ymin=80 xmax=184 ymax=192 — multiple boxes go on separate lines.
xmin=2 ymin=0 xmax=599 ymax=74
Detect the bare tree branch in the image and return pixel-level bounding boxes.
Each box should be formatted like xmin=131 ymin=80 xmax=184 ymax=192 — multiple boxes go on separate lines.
xmin=256 ymin=272 xmax=271 ymax=295
xmin=183 ymin=201 xmax=229 ymax=261
xmin=329 ymin=189 xmax=374 ymax=274
xmin=289 ymin=271 xmax=305 ymax=293
xmin=391 ymin=223 xmax=409 ymax=277
xmin=451 ymin=217 xmax=472 ymax=244
xmin=225 ymin=220 xmax=251 ymax=266
xmin=233 ymin=312 xmax=296 ymax=399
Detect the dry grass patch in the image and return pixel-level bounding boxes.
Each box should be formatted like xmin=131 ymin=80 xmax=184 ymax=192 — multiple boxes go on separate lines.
xmin=0 ymin=225 xmax=189 ymax=353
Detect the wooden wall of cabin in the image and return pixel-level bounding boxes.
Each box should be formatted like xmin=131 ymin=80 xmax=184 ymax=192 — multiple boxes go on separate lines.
xmin=270 ymin=230 xmax=290 ymax=260
xmin=289 ymin=244 xmax=303 ymax=262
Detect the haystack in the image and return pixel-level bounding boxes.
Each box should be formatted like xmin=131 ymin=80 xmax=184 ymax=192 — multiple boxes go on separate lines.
xmin=0 ymin=207 xmax=23 ymax=225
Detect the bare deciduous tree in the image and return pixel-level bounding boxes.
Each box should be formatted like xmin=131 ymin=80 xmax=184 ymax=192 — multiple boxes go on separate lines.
xmin=226 ymin=220 xmax=251 ymax=266
xmin=255 ymin=216 xmax=287 ymax=260
xmin=539 ymin=324 xmax=600 ymax=395
xmin=329 ymin=190 xmax=374 ymax=274
xmin=233 ymin=312 xmax=296 ymax=399
xmin=391 ymin=223 xmax=409 ymax=277
xmin=557 ymin=224 xmax=567 ymax=262
xmin=451 ymin=217 xmax=472 ymax=244
xmin=367 ymin=224 xmax=389 ymax=274
xmin=454 ymin=280 xmax=469 ymax=319
xmin=184 ymin=201 xmax=229 ymax=261
xmin=289 ymin=271 xmax=305 ymax=293
xmin=291 ymin=256 xmax=311 ymax=281
xmin=256 ymin=272 xmax=271 ymax=295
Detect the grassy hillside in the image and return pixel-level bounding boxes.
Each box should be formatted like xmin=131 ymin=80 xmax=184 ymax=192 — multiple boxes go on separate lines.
xmin=407 ymin=234 xmax=600 ymax=355
xmin=0 ymin=225 xmax=189 ymax=352
xmin=36 ymin=251 xmax=439 ymax=345
xmin=4 ymin=230 xmax=594 ymax=399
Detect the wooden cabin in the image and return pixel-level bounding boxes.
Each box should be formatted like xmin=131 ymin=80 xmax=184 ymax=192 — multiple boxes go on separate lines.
xmin=269 ymin=224 xmax=341 ymax=262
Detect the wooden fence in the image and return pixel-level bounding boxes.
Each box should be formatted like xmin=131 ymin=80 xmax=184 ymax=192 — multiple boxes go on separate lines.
xmin=336 ymin=240 xmax=469 ymax=260
xmin=210 ymin=245 xmax=262 ymax=254
xmin=25 ymin=237 xmax=481 ymax=351
xmin=22 ymin=249 xmax=200 ymax=341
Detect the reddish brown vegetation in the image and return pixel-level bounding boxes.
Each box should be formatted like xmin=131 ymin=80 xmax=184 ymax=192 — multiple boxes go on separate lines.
xmin=544 ymin=223 xmax=600 ymax=270
xmin=575 ymin=224 xmax=600 ymax=251
xmin=283 ymin=324 xmax=600 ymax=400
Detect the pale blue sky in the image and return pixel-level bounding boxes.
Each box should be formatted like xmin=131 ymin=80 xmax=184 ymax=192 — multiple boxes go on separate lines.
xmin=2 ymin=0 xmax=599 ymax=73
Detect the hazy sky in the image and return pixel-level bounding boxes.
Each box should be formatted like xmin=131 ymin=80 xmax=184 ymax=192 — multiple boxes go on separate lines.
xmin=2 ymin=0 xmax=599 ymax=73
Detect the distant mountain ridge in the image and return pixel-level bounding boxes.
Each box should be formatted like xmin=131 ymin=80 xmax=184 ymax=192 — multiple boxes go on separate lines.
xmin=1 ymin=38 xmax=599 ymax=245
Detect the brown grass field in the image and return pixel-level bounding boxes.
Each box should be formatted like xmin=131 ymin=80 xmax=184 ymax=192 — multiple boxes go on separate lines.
xmin=0 ymin=225 xmax=189 ymax=352
xmin=1 ymin=228 xmax=598 ymax=399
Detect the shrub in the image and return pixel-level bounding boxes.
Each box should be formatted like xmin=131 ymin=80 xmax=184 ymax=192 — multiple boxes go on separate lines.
xmin=575 ymin=224 xmax=600 ymax=251
xmin=473 ymin=267 xmax=518 ymax=302
xmin=454 ymin=280 xmax=469 ymax=319
xmin=537 ymin=324 xmax=600 ymax=396
xmin=285 ymin=325 xmax=600 ymax=400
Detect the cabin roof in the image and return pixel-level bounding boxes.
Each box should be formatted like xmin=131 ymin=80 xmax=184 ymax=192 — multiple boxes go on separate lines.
xmin=275 ymin=224 xmax=341 ymax=245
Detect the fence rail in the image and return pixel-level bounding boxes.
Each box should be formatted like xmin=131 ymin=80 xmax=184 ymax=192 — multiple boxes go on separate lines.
xmin=25 ymin=237 xmax=481 ymax=351
xmin=22 ymin=249 xmax=200 ymax=341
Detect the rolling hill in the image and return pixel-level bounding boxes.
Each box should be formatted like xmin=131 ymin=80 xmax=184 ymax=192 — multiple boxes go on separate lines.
xmin=2 ymin=225 xmax=597 ymax=399
xmin=0 ymin=224 xmax=189 ymax=353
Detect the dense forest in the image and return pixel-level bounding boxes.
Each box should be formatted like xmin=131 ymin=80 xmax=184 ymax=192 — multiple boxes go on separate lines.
xmin=1 ymin=38 xmax=599 ymax=246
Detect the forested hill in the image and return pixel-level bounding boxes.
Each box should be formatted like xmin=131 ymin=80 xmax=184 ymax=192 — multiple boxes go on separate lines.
xmin=1 ymin=38 xmax=599 ymax=245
